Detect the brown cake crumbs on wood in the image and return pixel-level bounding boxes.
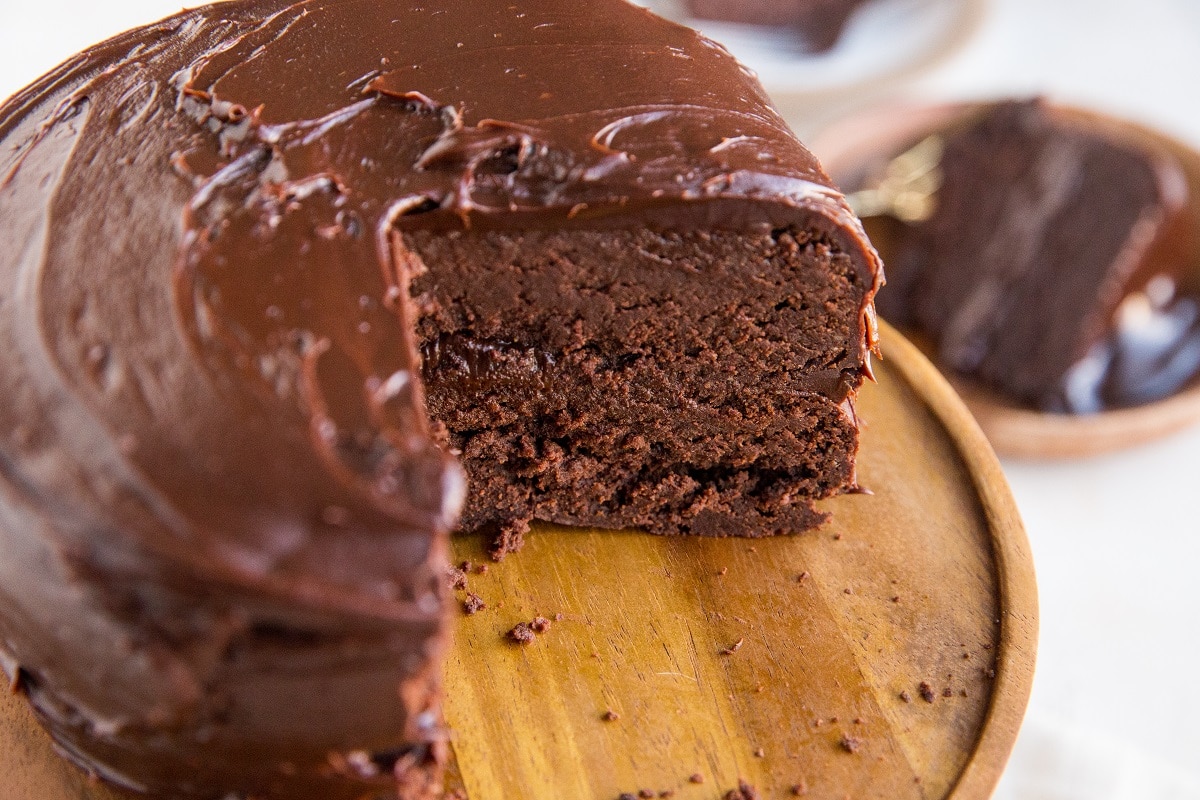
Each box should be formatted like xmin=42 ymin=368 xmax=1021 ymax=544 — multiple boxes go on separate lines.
xmin=446 ymin=565 xmax=468 ymax=591
xmin=462 ymin=593 xmax=486 ymax=615
xmin=507 ymin=623 xmax=536 ymax=645
xmin=919 ymin=682 xmax=935 ymax=703
xmin=602 ymin=710 xmax=620 ymax=722
xmin=724 ymin=780 xmax=761 ymax=800
xmin=899 ymin=690 xmax=912 ymax=703
xmin=943 ymin=687 xmax=954 ymax=698
xmin=839 ymin=733 xmax=862 ymax=753
xmin=753 ymin=747 xmax=765 ymax=757
xmin=530 ymin=616 xmax=552 ymax=633
xmin=791 ymin=780 xmax=809 ymax=796
xmin=688 ymin=773 xmax=705 ymax=784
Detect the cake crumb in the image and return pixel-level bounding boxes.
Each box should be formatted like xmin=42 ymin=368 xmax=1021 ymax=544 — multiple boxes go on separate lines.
xmin=639 ymin=790 xmax=656 ymax=799
xmin=724 ymin=780 xmax=760 ymax=800
xmin=833 ymin=533 xmax=843 ymax=541
xmin=717 ymin=567 xmax=728 ymax=576
xmin=531 ymin=616 xmax=552 ymax=633
xmin=446 ymin=566 xmax=468 ymax=591
xmin=753 ymin=747 xmax=765 ymax=758
xmin=602 ymin=710 xmax=620 ymax=722
xmin=688 ymin=773 xmax=705 ymax=784
xmin=797 ymin=571 xmax=810 ymax=583
xmin=462 ymin=593 xmax=486 ymax=615
xmin=507 ymin=623 xmax=536 ymax=645
xmin=943 ymin=687 xmax=953 ymax=698
xmin=919 ymin=682 xmax=935 ymax=703
xmin=891 ymin=596 xmax=901 ymax=603
xmin=555 ymin=613 xmax=565 ymax=621
xmin=720 ymin=638 xmax=745 ymax=655
xmin=791 ymin=780 xmax=809 ymax=795
xmin=839 ymin=733 xmax=862 ymax=753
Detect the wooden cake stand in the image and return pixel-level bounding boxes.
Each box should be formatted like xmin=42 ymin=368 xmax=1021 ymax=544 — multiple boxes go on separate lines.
xmin=0 ymin=321 xmax=1037 ymax=800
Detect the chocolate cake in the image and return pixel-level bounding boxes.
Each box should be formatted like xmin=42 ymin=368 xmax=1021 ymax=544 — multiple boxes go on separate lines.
xmin=685 ymin=0 xmax=874 ymax=53
xmin=871 ymin=99 xmax=1193 ymax=412
xmin=0 ymin=1 xmax=880 ymax=798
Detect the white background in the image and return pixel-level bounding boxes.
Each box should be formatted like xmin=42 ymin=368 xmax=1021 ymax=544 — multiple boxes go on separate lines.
xmin=3 ymin=1 xmax=1200 ymax=796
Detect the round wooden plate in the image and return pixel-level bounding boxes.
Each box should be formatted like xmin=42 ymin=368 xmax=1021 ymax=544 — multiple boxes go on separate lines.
xmin=0 ymin=321 xmax=1037 ymax=800
xmin=811 ymin=101 xmax=1200 ymax=459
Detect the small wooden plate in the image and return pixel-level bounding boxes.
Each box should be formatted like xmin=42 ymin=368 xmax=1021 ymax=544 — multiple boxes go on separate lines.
xmin=811 ymin=101 xmax=1200 ymax=459
xmin=0 ymin=322 xmax=1037 ymax=800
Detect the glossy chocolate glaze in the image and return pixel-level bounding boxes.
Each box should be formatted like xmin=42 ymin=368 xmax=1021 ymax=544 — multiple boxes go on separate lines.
xmin=0 ymin=1 xmax=880 ymax=798
xmin=1061 ymin=278 xmax=1200 ymax=412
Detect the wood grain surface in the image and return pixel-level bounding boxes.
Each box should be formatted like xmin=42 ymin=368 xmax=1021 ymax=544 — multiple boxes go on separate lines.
xmin=0 ymin=322 xmax=1037 ymax=800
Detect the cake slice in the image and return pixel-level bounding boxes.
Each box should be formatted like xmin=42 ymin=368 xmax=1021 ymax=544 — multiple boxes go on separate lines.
xmin=875 ymin=99 xmax=1192 ymax=412
xmin=0 ymin=1 xmax=881 ymax=798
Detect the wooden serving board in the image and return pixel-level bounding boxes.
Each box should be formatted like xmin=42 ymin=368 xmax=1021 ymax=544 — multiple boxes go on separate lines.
xmin=0 ymin=321 xmax=1037 ymax=800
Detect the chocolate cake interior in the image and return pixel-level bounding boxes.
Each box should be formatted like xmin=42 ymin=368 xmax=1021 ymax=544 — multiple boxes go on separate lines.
xmin=407 ymin=226 xmax=865 ymax=556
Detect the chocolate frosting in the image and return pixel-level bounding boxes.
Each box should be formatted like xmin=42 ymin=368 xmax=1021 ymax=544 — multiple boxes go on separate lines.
xmin=0 ymin=1 xmax=881 ymax=798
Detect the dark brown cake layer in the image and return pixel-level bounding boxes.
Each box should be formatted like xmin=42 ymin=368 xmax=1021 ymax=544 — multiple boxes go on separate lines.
xmin=686 ymin=0 xmax=873 ymax=52
xmin=411 ymin=228 xmax=865 ymax=556
xmin=0 ymin=0 xmax=881 ymax=798
xmin=876 ymin=99 xmax=1190 ymax=411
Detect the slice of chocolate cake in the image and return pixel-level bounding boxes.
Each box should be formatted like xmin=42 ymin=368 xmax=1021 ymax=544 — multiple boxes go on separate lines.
xmin=873 ymin=99 xmax=1191 ymax=412
xmin=685 ymin=0 xmax=874 ymax=53
xmin=0 ymin=1 xmax=880 ymax=798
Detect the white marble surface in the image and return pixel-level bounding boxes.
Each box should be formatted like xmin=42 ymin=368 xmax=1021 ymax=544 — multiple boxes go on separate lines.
xmin=3 ymin=1 xmax=1200 ymax=796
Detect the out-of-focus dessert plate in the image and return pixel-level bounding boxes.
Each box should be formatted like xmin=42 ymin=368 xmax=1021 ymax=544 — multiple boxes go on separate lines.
xmin=633 ymin=0 xmax=987 ymax=100
xmin=1 ymin=322 xmax=1037 ymax=799
xmin=812 ymin=102 xmax=1200 ymax=459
